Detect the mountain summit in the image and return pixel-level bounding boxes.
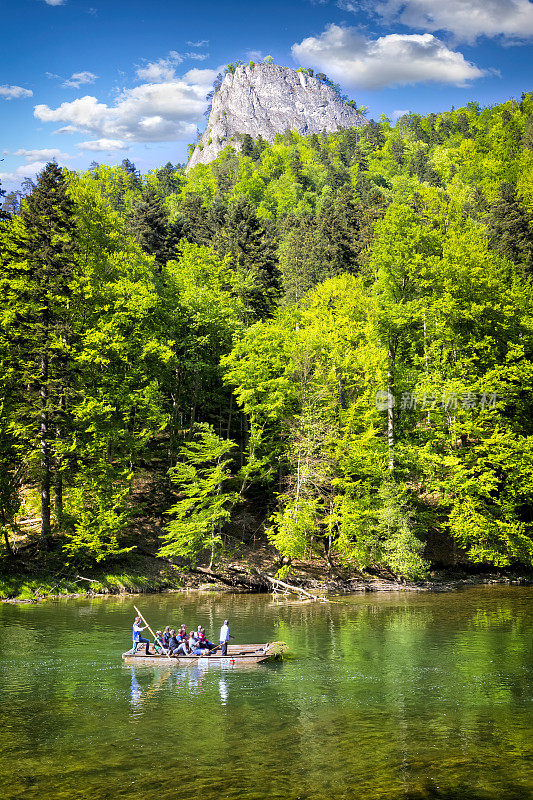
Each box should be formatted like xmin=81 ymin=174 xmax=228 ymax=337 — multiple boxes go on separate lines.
xmin=186 ymin=63 xmax=368 ymax=171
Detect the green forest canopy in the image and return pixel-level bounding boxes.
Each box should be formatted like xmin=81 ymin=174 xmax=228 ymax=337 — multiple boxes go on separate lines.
xmin=1 ymin=92 xmax=533 ymax=580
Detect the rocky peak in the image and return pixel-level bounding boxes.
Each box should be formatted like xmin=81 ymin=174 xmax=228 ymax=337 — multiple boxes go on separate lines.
xmin=186 ymin=63 xmax=368 ymax=171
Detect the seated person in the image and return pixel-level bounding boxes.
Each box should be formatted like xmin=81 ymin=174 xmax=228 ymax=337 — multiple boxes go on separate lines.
xmin=197 ymin=626 xmax=215 ymax=651
xmin=168 ymin=629 xmax=189 ymax=657
xmin=189 ymin=630 xmax=208 ymax=656
xmin=162 ymin=626 xmax=171 ymax=649
xmin=154 ymin=630 xmax=166 ymax=654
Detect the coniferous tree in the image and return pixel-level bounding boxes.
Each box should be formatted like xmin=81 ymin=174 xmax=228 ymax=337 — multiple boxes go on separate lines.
xmin=219 ymin=197 xmax=281 ymax=318
xmin=241 ymin=134 xmax=255 ymax=158
xmin=0 ymin=163 xmax=78 ymax=544
xmin=120 ymin=158 xmax=141 ymax=189
xmin=0 ymin=180 xmax=10 ymax=222
xmin=278 ymin=215 xmax=323 ymax=303
xmin=178 ymin=193 xmax=213 ymax=244
xmin=153 ymin=162 xmax=183 ymax=197
xmin=487 ymin=182 xmax=533 ymax=272
xmin=129 ymin=187 xmax=183 ymax=268
xmin=316 ymin=185 xmax=362 ymax=276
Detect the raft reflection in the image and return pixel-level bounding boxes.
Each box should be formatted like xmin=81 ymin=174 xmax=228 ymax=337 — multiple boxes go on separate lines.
xmin=0 ymin=587 xmax=530 ymax=800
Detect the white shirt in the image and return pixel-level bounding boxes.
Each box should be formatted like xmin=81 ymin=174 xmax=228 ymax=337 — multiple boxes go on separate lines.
xmin=220 ymin=623 xmax=230 ymax=642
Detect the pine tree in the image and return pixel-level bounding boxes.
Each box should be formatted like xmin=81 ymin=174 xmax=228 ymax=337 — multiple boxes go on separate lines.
xmin=316 ymin=185 xmax=362 ymax=277
xmin=278 ymin=215 xmax=323 ymax=303
xmin=153 ymin=162 xmax=183 ymax=196
xmin=0 ymin=180 xmax=10 ymax=222
xmin=129 ymin=187 xmax=183 ymax=268
xmin=219 ymin=197 xmax=281 ymax=318
xmin=487 ymin=182 xmax=533 ymax=272
xmin=0 ymin=163 xmax=78 ymax=544
xmin=178 ymin=192 xmax=213 ymax=244
xmin=241 ymin=134 xmax=255 ymax=158
xmin=121 ymin=158 xmax=141 ymax=189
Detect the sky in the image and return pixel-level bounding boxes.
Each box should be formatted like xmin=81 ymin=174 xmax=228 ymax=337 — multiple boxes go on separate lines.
xmin=1 ymin=0 xmax=533 ymax=190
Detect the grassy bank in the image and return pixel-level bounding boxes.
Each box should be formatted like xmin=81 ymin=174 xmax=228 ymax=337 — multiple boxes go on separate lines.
xmin=0 ymin=552 xmax=185 ymax=601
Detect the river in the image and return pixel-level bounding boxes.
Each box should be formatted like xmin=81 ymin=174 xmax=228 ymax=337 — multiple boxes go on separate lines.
xmin=0 ymin=587 xmax=531 ymax=800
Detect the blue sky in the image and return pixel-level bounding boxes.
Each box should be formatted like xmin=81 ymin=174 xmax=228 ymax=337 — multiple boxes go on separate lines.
xmin=2 ymin=0 xmax=533 ymax=190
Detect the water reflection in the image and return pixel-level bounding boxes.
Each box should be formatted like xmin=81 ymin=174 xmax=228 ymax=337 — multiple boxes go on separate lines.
xmin=0 ymin=587 xmax=531 ymax=800
xmin=219 ymin=677 xmax=228 ymax=705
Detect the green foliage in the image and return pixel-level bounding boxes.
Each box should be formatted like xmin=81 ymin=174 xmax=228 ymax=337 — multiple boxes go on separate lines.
xmin=158 ymin=424 xmax=239 ymax=566
xmin=63 ymin=467 xmax=134 ymax=567
xmin=4 ymin=92 xmax=533 ymax=583
xmin=377 ymin=482 xmax=429 ymax=580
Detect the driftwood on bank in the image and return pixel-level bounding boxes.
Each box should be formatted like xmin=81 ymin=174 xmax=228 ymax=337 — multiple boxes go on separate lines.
xmin=191 ymin=565 xmax=266 ymax=591
xmin=192 ymin=565 xmax=327 ymax=600
xmin=258 ymin=572 xmax=327 ymax=601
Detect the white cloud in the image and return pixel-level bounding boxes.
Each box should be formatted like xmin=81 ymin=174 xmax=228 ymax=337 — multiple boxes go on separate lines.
xmin=136 ymin=52 xmax=183 ymax=82
xmin=12 ymin=148 xmax=71 ymax=161
xmin=185 ymin=52 xmax=209 ymax=61
xmin=337 ymin=0 xmax=358 ymax=11
xmin=187 ymin=40 xmax=209 ymax=47
xmin=77 ymin=138 xmax=129 ymax=151
xmin=391 ymin=109 xmax=410 ymax=122
xmin=34 ymin=68 xmax=218 ymax=143
xmin=181 ymin=67 xmax=219 ymax=86
xmin=349 ymin=0 xmax=533 ymax=42
xmin=44 ymin=0 xmax=66 ymax=5
xmin=292 ymin=25 xmax=486 ymax=89
xmin=62 ymin=71 xmax=98 ymax=88
xmin=0 ymin=161 xmax=49 ymax=181
xmin=0 ymin=85 xmax=33 ymax=99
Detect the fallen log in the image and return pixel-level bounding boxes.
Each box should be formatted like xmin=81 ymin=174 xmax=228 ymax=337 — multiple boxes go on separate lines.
xmin=256 ymin=571 xmax=328 ymax=602
xmin=191 ymin=566 xmax=266 ymax=591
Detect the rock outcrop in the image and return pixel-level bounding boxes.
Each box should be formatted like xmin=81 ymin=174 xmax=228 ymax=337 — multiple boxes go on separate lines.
xmin=187 ymin=63 xmax=368 ymax=171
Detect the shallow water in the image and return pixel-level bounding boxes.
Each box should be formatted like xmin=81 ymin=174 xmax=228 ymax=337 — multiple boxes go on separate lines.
xmin=0 ymin=587 xmax=531 ymax=800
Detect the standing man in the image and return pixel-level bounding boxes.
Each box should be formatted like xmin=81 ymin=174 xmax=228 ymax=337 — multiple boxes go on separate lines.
xmin=132 ymin=615 xmax=150 ymax=656
xmin=219 ymin=619 xmax=234 ymax=656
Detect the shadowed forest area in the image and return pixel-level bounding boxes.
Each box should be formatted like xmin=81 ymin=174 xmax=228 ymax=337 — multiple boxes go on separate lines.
xmin=2 ymin=93 xmax=533 ymax=598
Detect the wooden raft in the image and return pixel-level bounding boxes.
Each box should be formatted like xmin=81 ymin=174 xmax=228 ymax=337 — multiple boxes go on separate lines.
xmin=122 ymin=642 xmax=283 ymax=666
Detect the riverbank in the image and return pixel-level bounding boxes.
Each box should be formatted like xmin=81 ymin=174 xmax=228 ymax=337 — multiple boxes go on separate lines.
xmin=1 ymin=545 xmax=531 ymax=602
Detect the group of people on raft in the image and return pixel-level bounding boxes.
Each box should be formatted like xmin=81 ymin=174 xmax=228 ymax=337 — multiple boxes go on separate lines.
xmin=131 ymin=616 xmax=234 ymax=657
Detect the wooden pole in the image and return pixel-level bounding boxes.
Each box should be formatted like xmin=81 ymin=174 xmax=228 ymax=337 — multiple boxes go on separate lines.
xmin=134 ymin=605 xmax=171 ymax=660
xmin=188 ymin=642 xmax=224 ymax=665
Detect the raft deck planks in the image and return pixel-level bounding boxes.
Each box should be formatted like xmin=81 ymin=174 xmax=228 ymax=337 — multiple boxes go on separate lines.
xmin=122 ymin=642 xmax=281 ymax=665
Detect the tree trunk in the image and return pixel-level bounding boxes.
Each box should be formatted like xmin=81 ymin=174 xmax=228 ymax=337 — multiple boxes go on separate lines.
xmin=54 ymin=471 xmax=63 ymax=529
xmin=188 ymin=371 xmax=200 ymax=439
xmin=54 ymin=392 xmax=66 ymax=529
xmin=2 ymin=526 xmax=14 ymax=557
xmin=208 ymin=538 xmax=216 ymax=571
xmin=40 ymin=352 xmax=51 ymax=543
xmin=226 ymin=392 xmax=233 ymax=440
xmin=387 ymin=336 xmax=395 ymax=473
xmin=0 ymin=509 xmax=14 ymax=557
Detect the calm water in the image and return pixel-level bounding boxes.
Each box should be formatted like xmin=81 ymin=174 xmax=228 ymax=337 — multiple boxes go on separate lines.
xmin=0 ymin=588 xmax=531 ymax=800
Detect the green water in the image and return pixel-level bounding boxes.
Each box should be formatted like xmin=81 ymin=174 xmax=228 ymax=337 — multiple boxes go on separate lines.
xmin=0 ymin=588 xmax=531 ymax=800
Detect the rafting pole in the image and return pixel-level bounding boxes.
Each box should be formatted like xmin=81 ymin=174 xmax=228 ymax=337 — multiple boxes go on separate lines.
xmin=134 ymin=604 xmax=171 ymax=660
xmin=188 ymin=642 xmax=224 ymax=665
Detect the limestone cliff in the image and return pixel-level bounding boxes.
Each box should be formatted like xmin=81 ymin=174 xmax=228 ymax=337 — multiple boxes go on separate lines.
xmin=187 ymin=63 xmax=368 ymax=171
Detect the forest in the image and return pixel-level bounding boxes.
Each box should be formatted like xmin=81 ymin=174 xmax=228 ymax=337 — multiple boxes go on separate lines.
xmin=1 ymin=91 xmax=533 ymax=594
